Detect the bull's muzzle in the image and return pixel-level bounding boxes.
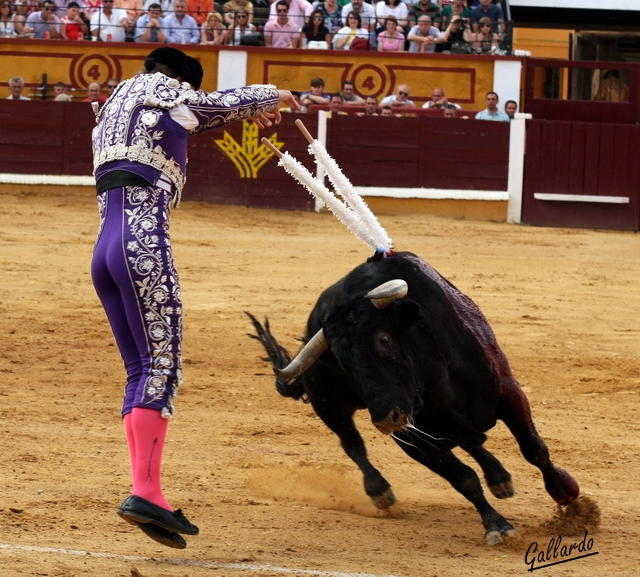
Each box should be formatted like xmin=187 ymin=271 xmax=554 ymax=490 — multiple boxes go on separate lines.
xmin=373 ymin=407 xmax=410 ymax=435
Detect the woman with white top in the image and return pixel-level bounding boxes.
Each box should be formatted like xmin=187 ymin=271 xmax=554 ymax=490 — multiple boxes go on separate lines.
xmin=332 ymin=10 xmax=369 ymax=50
xmin=375 ymin=0 xmax=407 ymax=33
xmin=224 ymin=8 xmax=255 ymax=46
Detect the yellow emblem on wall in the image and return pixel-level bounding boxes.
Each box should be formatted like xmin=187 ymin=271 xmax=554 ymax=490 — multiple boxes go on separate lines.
xmin=215 ymin=120 xmax=284 ymax=179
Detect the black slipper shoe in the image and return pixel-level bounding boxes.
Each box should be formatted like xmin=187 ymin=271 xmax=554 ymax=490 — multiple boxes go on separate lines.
xmin=135 ymin=521 xmax=187 ymax=549
xmin=118 ymin=495 xmax=199 ymax=535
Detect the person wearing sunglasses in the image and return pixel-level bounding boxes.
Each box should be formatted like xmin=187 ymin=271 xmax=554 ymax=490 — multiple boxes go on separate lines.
xmin=89 ymin=0 xmax=128 ymax=41
xmin=467 ymin=15 xmax=500 ymax=54
xmin=379 ymin=83 xmax=417 ymax=108
xmin=264 ymin=0 xmax=300 ymax=48
xmin=267 ymin=0 xmax=312 ymax=30
xmin=300 ymin=8 xmax=330 ymax=48
xmin=469 ymin=0 xmax=504 ymax=35
xmin=224 ymin=8 xmax=256 ymax=46
xmin=222 ymin=0 xmax=252 ymax=26
xmin=24 ymin=0 xmax=62 ymax=38
xmin=105 ymin=77 xmax=120 ymax=96
xmin=91 ymin=46 xmax=300 ymax=550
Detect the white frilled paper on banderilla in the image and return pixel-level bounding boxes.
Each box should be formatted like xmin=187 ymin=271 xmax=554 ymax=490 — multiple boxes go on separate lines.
xmin=270 ymin=123 xmax=393 ymax=255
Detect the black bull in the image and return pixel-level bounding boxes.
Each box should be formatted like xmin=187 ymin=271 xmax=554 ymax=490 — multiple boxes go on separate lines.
xmin=247 ymin=251 xmax=579 ymax=544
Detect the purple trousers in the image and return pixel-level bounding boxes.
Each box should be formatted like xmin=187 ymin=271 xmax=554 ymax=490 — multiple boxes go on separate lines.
xmin=91 ymin=185 xmax=182 ymax=418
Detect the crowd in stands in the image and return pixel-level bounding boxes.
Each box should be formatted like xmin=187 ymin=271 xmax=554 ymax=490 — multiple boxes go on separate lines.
xmin=6 ymin=69 xmax=517 ymax=123
xmin=0 ymin=0 xmax=509 ymax=54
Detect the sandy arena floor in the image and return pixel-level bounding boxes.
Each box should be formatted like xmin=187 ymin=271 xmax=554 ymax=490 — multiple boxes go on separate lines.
xmin=0 ymin=187 xmax=639 ymax=577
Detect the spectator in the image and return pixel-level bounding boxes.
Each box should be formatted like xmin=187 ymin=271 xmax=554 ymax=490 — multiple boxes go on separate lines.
xmin=164 ymin=0 xmax=199 ymax=43
xmin=594 ymin=69 xmax=629 ymax=102
xmin=332 ymin=10 xmax=369 ymax=50
xmin=114 ymin=0 xmax=142 ymax=39
xmin=83 ymin=81 xmax=107 ymax=103
xmin=407 ymin=15 xmax=443 ymax=53
xmin=422 ymin=87 xmax=460 ymax=109
xmin=6 ymin=76 xmax=30 ymax=100
xmin=470 ymin=0 xmax=504 ymax=35
xmin=340 ymin=80 xmax=365 ymax=106
xmin=327 ymin=93 xmax=347 ymax=117
xmin=440 ymin=0 xmax=470 ymax=27
xmin=105 ymin=77 xmax=120 ymax=96
xmin=13 ymin=1 xmax=33 ymax=35
xmin=224 ymin=8 xmax=255 ymax=45
xmin=408 ymin=0 xmax=440 ymax=29
xmin=90 ymin=0 xmax=128 ymax=41
xmin=380 ymin=105 xmax=393 ymax=116
xmin=380 ymin=83 xmax=416 ymax=108
xmin=268 ymin=0 xmax=312 ymax=31
xmin=280 ymin=90 xmax=303 ymax=113
xmin=13 ymin=0 xmax=38 ymax=20
xmin=201 ymin=11 xmax=226 ymax=45
xmin=52 ymin=81 xmax=69 ymax=98
xmin=300 ymin=77 xmax=330 ymax=110
xmin=436 ymin=14 xmax=468 ymax=53
xmin=467 ymin=16 xmax=500 ymax=54
xmin=475 ymin=91 xmax=509 ymax=122
xmin=52 ymin=0 xmax=87 ymax=19
xmin=185 ymin=0 xmax=214 ymax=27
xmin=222 ymin=0 xmax=252 ymax=25
xmin=25 ymin=0 xmax=62 ymax=38
xmin=341 ymin=0 xmax=375 ymax=36
xmin=375 ymin=0 xmax=407 ymax=33
xmin=0 ymin=1 xmax=17 ymax=36
xmin=377 ymin=15 xmax=404 ymax=52
xmin=301 ymin=9 xmax=330 ymax=47
xmin=83 ymin=0 xmax=103 ymax=20
xmin=443 ymin=103 xmax=458 ymax=118
xmin=60 ymin=1 xmax=88 ymax=39
xmin=504 ymin=99 xmax=517 ymax=119
xmin=135 ymin=2 xmax=167 ymax=42
xmin=356 ymin=95 xmax=378 ymax=116
xmin=313 ymin=0 xmax=341 ymax=36
xmin=264 ymin=1 xmax=300 ymax=48
xmin=142 ymin=0 xmax=173 ymax=15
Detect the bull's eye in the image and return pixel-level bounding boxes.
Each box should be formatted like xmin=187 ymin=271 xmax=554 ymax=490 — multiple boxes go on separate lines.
xmin=380 ymin=335 xmax=389 ymax=345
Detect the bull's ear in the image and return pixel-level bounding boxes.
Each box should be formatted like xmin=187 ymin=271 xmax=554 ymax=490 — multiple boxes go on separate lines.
xmin=392 ymin=301 xmax=423 ymax=329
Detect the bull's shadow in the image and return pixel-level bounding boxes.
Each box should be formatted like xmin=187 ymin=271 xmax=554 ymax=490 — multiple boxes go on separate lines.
xmin=247 ymin=250 xmax=580 ymax=545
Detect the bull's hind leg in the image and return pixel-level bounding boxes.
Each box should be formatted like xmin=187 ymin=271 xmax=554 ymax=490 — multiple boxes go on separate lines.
xmin=392 ymin=432 xmax=516 ymax=545
xmin=462 ymin=445 xmax=515 ymax=499
xmin=498 ymin=377 xmax=579 ymax=505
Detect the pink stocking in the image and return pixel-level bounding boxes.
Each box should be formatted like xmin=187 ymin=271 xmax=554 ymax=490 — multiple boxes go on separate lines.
xmin=125 ymin=407 xmax=173 ymax=511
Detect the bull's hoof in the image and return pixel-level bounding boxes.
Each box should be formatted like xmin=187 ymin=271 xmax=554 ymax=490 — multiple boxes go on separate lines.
xmin=546 ymin=467 xmax=580 ymax=506
xmin=485 ymin=526 xmax=517 ymax=546
xmin=489 ymin=480 xmax=515 ymax=499
xmin=371 ymin=488 xmax=396 ymax=510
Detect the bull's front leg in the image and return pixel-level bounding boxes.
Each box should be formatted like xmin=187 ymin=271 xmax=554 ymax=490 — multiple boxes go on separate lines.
xmin=305 ymin=368 xmax=395 ymax=509
xmin=314 ymin=401 xmax=396 ymax=510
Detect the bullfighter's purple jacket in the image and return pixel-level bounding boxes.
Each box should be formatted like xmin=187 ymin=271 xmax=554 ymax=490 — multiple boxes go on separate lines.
xmin=92 ymin=72 xmax=280 ymax=206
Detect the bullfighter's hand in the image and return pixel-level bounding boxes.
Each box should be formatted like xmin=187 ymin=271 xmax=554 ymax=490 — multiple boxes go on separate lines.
xmin=251 ymin=90 xmax=301 ymax=128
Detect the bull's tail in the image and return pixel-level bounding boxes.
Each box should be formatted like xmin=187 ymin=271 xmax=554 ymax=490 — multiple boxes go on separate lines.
xmin=245 ymin=312 xmax=307 ymax=402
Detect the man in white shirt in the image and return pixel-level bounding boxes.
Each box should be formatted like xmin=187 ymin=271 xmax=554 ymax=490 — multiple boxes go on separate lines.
xmin=90 ymin=0 xmax=127 ymax=41
xmin=7 ymin=77 xmax=31 ymax=100
xmin=380 ymin=84 xmax=417 ymax=108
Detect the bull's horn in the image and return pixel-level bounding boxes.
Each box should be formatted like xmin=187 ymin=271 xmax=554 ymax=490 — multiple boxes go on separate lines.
xmin=365 ymin=279 xmax=408 ymax=309
xmin=274 ymin=328 xmax=327 ymax=380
